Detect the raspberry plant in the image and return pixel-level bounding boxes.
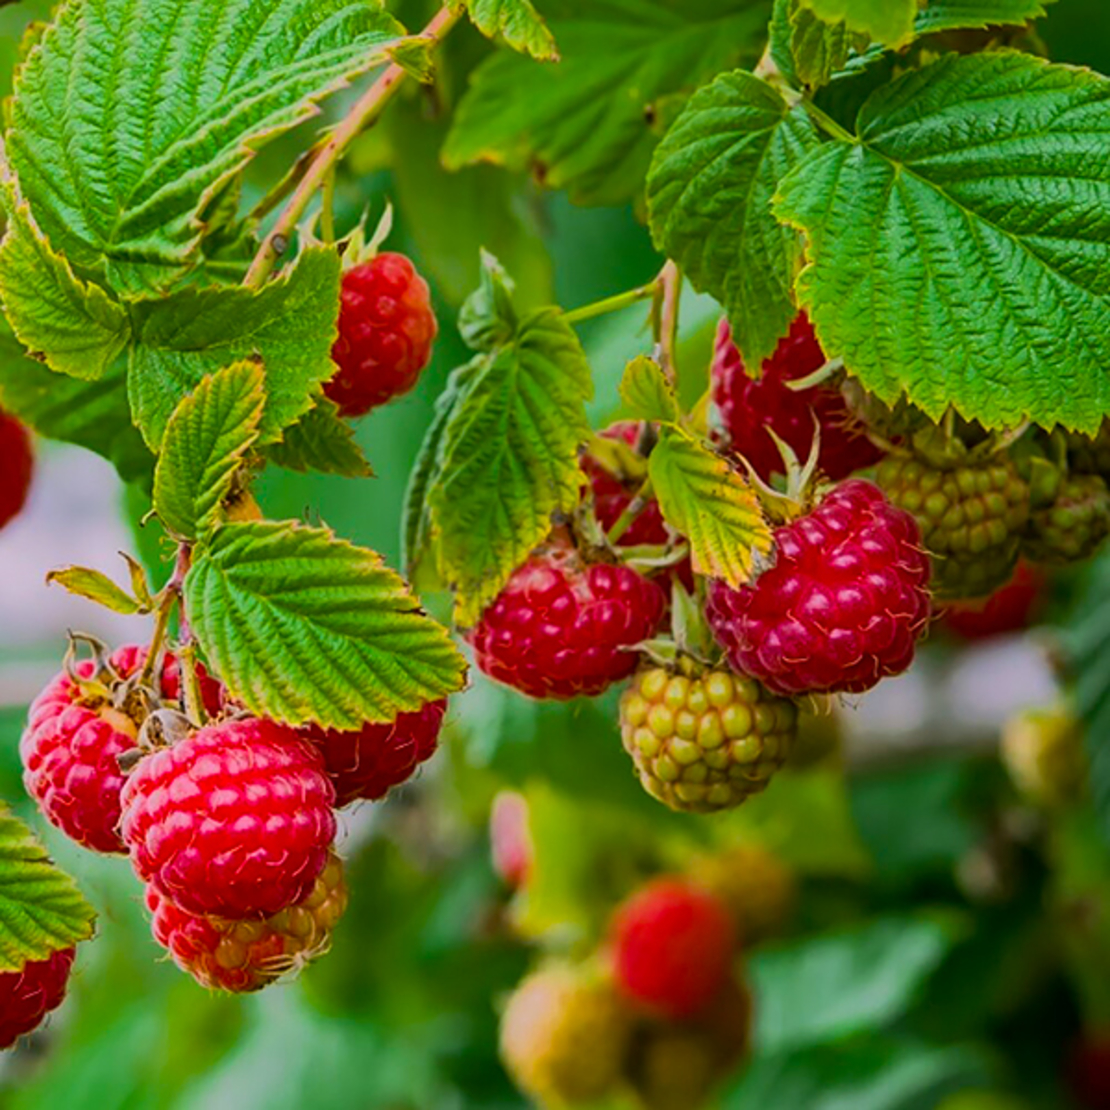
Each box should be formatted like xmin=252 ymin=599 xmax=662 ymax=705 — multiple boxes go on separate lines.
xmin=2 ymin=0 xmax=1110 ymax=1105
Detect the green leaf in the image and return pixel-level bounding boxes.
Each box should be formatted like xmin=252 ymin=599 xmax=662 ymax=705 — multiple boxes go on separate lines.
xmin=751 ymin=914 xmax=965 ymax=1052
xmin=648 ymin=426 xmax=771 ymax=587
xmin=775 ymin=52 xmax=1110 ymax=433
xmin=266 ymin=396 xmax=372 ymax=478
xmin=0 ymin=804 xmax=96 ymax=972
xmin=443 ymin=0 xmax=773 ymax=206
xmin=153 ymin=361 xmax=266 ymax=541
xmin=647 ymin=71 xmax=819 ymax=370
xmin=462 ymin=0 xmax=559 ymax=61
xmin=0 ymin=315 xmax=152 ymax=487
xmin=458 ymin=250 xmax=520 ymax=353
xmin=619 ymin=356 xmax=677 ymax=423
xmin=6 ymin=0 xmax=403 ymax=291
xmin=185 ymin=520 xmax=468 ymax=729
xmin=428 ymin=309 xmax=592 ymax=625
xmin=45 ymin=565 xmax=145 ymax=615
xmin=790 ymin=3 xmax=870 ymax=88
xmin=798 ymin=0 xmax=916 ymax=46
xmin=127 ymin=244 xmax=341 ymax=448
xmin=915 ymin=0 xmax=1056 ymax=36
xmin=0 ymin=167 xmax=130 ymax=380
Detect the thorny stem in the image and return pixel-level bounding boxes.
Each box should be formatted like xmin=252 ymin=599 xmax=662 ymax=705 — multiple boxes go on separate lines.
xmin=607 ymin=478 xmax=654 ymax=545
xmin=137 ymin=545 xmax=192 ymax=688
xmin=244 ymin=3 xmax=463 ymax=288
xmin=652 ymin=260 xmax=682 ymax=385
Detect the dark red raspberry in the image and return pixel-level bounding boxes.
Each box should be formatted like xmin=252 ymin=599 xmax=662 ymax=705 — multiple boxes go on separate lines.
xmin=581 ymin=422 xmax=669 ymax=547
xmin=0 ymin=409 xmax=33 ymax=531
xmin=712 ymin=316 xmax=883 ymax=483
xmin=121 ymin=718 xmax=336 ymax=919
xmin=0 ymin=947 xmax=75 ymax=1050
xmin=467 ymin=540 xmax=667 ymax=700
xmin=21 ymin=645 xmax=223 ymax=854
xmin=146 ymin=850 xmax=347 ymax=992
xmin=490 ymin=791 xmax=533 ymax=889
xmin=707 ymin=479 xmax=931 ymax=697
xmin=302 ymin=699 xmax=446 ymax=807
xmin=940 ymin=560 xmax=1045 ymax=641
xmin=609 ymin=878 xmax=736 ymax=1021
xmin=325 ymin=253 xmax=437 ymax=417
xmin=1069 ymin=1034 xmax=1110 ymax=1110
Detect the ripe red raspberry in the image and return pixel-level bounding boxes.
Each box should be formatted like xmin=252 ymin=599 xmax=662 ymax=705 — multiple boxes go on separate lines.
xmin=121 ymin=718 xmax=336 ymax=919
xmin=325 ymin=253 xmax=437 ymax=417
xmin=467 ymin=540 xmax=667 ymax=700
xmin=707 ymin=479 xmax=931 ymax=697
xmin=581 ymin=422 xmax=669 ymax=547
xmin=147 ymin=850 xmax=348 ymax=992
xmin=490 ymin=791 xmax=533 ymax=889
xmin=609 ymin=878 xmax=736 ymax=1021
xmin=0 ymin=409 xmax=33 ymax=531
xmin=302 ymin=699 xmax=446 ymax=807
xmin=21 ymin=645 xmax=223 ymax=854
xmin=712 ymin=317 xmax=883 ymax=483
xmin=941 ymin=561 xmax=1045 ymax=641
xmin=0 ymin=947 xmax=75 ymax=1050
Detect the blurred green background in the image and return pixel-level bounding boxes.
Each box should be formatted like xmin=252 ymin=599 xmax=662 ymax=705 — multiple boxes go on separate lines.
xmin=3 ymin=1 xmax=1110 ymax=1107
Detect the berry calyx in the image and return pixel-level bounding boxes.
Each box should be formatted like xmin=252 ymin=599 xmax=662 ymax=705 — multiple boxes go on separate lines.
xmin=121 ymin=717 xmax=336 ymax=919
xmin=302 ymin=699 xmax=446 ymax=807
xmin=940 ymin=560 xmax=1045 ymax=641
xmin=147 ymin=850 xmax=348 ymax=992
xmin=467 ymin=537 xmax=667 ymax=700
xmin=0 ymin=947 xmax=75 ymax=1050
xmin=21 ymin=644 xmax=222 ymax=854
xmin=621 ymin=665 xmax=797 ymax=813
xmin=608 ymin=878 xmax=736 ymax=1021
xmin=500 ymin=964 xmax=632 ymax=1107
xmin=0 ymin=410 xmax=33 ymax=532
xmin=707 ymin=479 xmax=931 ymax=697
xmin=1022 ymin=473 xmax=1110 ymax=566
xmin=711 ymin=316 xmax=883 ymax=483
xmin=325 ymin=253 xmax=437 ymax=418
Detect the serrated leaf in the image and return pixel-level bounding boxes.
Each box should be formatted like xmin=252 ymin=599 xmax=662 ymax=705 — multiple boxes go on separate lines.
xmin=798 ymin=0 xmax=916 ymax=46
xmin=791 ymin=4 xmax=869 ymax=88
xmin=428 ymin=309 xmax=593 ymax=625
xmin=185 ymin=520 xmax=467 ymax=729
xmin=774 ymin=52 xmax=1110 ymax=433
xmin=0 ymin=314 xmax=153 ymax=487
xmin=45 ymin=565 xmax=144 ymax=614
xmin=916 ymin=0 xmax=1056 ymax=36
xmin=6 ymin=0 xmax=403 ymax=292
xmin=0 ymin=163 xmax=130 ymax=380
xmin=153 ymin=361 xmax=266 ymax=541
xmin=0 ymin=804 xmax=95 ymax=972
xmin=647 ymin=71 xmax=819 ymax=370
xmin=458 ymin=250 xmax=519 ymax=353
xmin=444 ymin=0 xmax=772 ymax=206
xmin=266 ymin=396 xmax=372 ymax=478
xmin=648 ymin=427 xmax=771 ymax=586
xmin=462 ymin=0 xmax=559 ymax=61
xmin=127 ymin=245 xmax=341 ymax=449
xmin=619 ymin=356 xmax=677 ymax=423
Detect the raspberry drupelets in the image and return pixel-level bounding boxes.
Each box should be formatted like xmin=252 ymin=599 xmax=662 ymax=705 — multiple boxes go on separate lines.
xmin=302 ymin=699 xmax=446 ymax=807
xmin=712 ymin=316 xmax=882 ymax=483
xmin=121 ymin=717 xmax=336 ymax=919
xmin=581 ymin=422 xmax=669 ymax=547
xmin=0 ymin=947 xmax=75 ymax=1050
xmin=21 ymin=644 xmax=223 ymax=854
xmin=325 ymin=253 xmax=438 ymax=417
xmin=707 ymin=480 xmax=931 ymax=697
xmin=468 ymin=540 xmax=667 ymax=700
xmin=0 ymin=410 xmax=33 ymax=531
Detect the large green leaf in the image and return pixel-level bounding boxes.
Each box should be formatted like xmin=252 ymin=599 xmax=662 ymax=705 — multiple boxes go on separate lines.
xmin=185 ymin=520 xmax=468 ymax=729
xmin=647 ymin=70 xmax=819 ymax=369
xmin=153 ymin=361 xmax=266 ymax=541
xmin=799 ymin=0 xmax=916 ymax=46
xmin=127 ymin=245 xmax=341 ymax=448
xmin=916 ymin=0 xmax=1057 ymax=35
xmin=775 ymin=52 xmax=1110 ymax=433
xmin=6 ymin=0 xmax=402 ymax=291
xmin=0 ymin=805 xmax=96 ymax=972
xmin=462 ymin=0 xmax=558 ymax=61
xmin=443 ymin=0 xmax=772 ymax=206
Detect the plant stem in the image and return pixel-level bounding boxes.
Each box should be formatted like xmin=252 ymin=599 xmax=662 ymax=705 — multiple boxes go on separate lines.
xmin=563 ymin=280 xmax=659 ymax=325
xmin=177 ymin=642 xmax=209 ymax=729
xmin=653 ymin=260 xmax=682 ymax=385
xmin=137 ymin=545 xmax=192 ymax=688
xmin=802 ymin=98 xmax=857 ymax=145
xmin=321 ymin=167 xmax=337 ymax=244
xmin=607 ymin=478 xmax=654 ymax=545
xmin=244 ymin=3 xmax=462 ymax=288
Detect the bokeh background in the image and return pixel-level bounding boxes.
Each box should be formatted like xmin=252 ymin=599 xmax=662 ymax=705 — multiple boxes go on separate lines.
xmin=3 ymin=1 xmax=1110 ymax=1107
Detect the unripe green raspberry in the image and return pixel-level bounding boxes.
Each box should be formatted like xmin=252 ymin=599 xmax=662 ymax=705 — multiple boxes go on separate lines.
xmin=1001 ymin=704 xmax=1086 ymax=808
xmin=620 ymin=667 xmax=797 ymax=814
xmin=629 ymin=1026 xmax=719 ymax=1110
xmin=690 ymin=844 xmax=797 ymax=945
xmin=500 ymin=964 xmax=632 ymax=1107
xmin=877 ymin=453 xmax=1029 ymax=599
xmin=1022 ymin=473 xmax=1110 ymax=566
xmin=1067 ymin=420 xmax=1110 ymax=479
